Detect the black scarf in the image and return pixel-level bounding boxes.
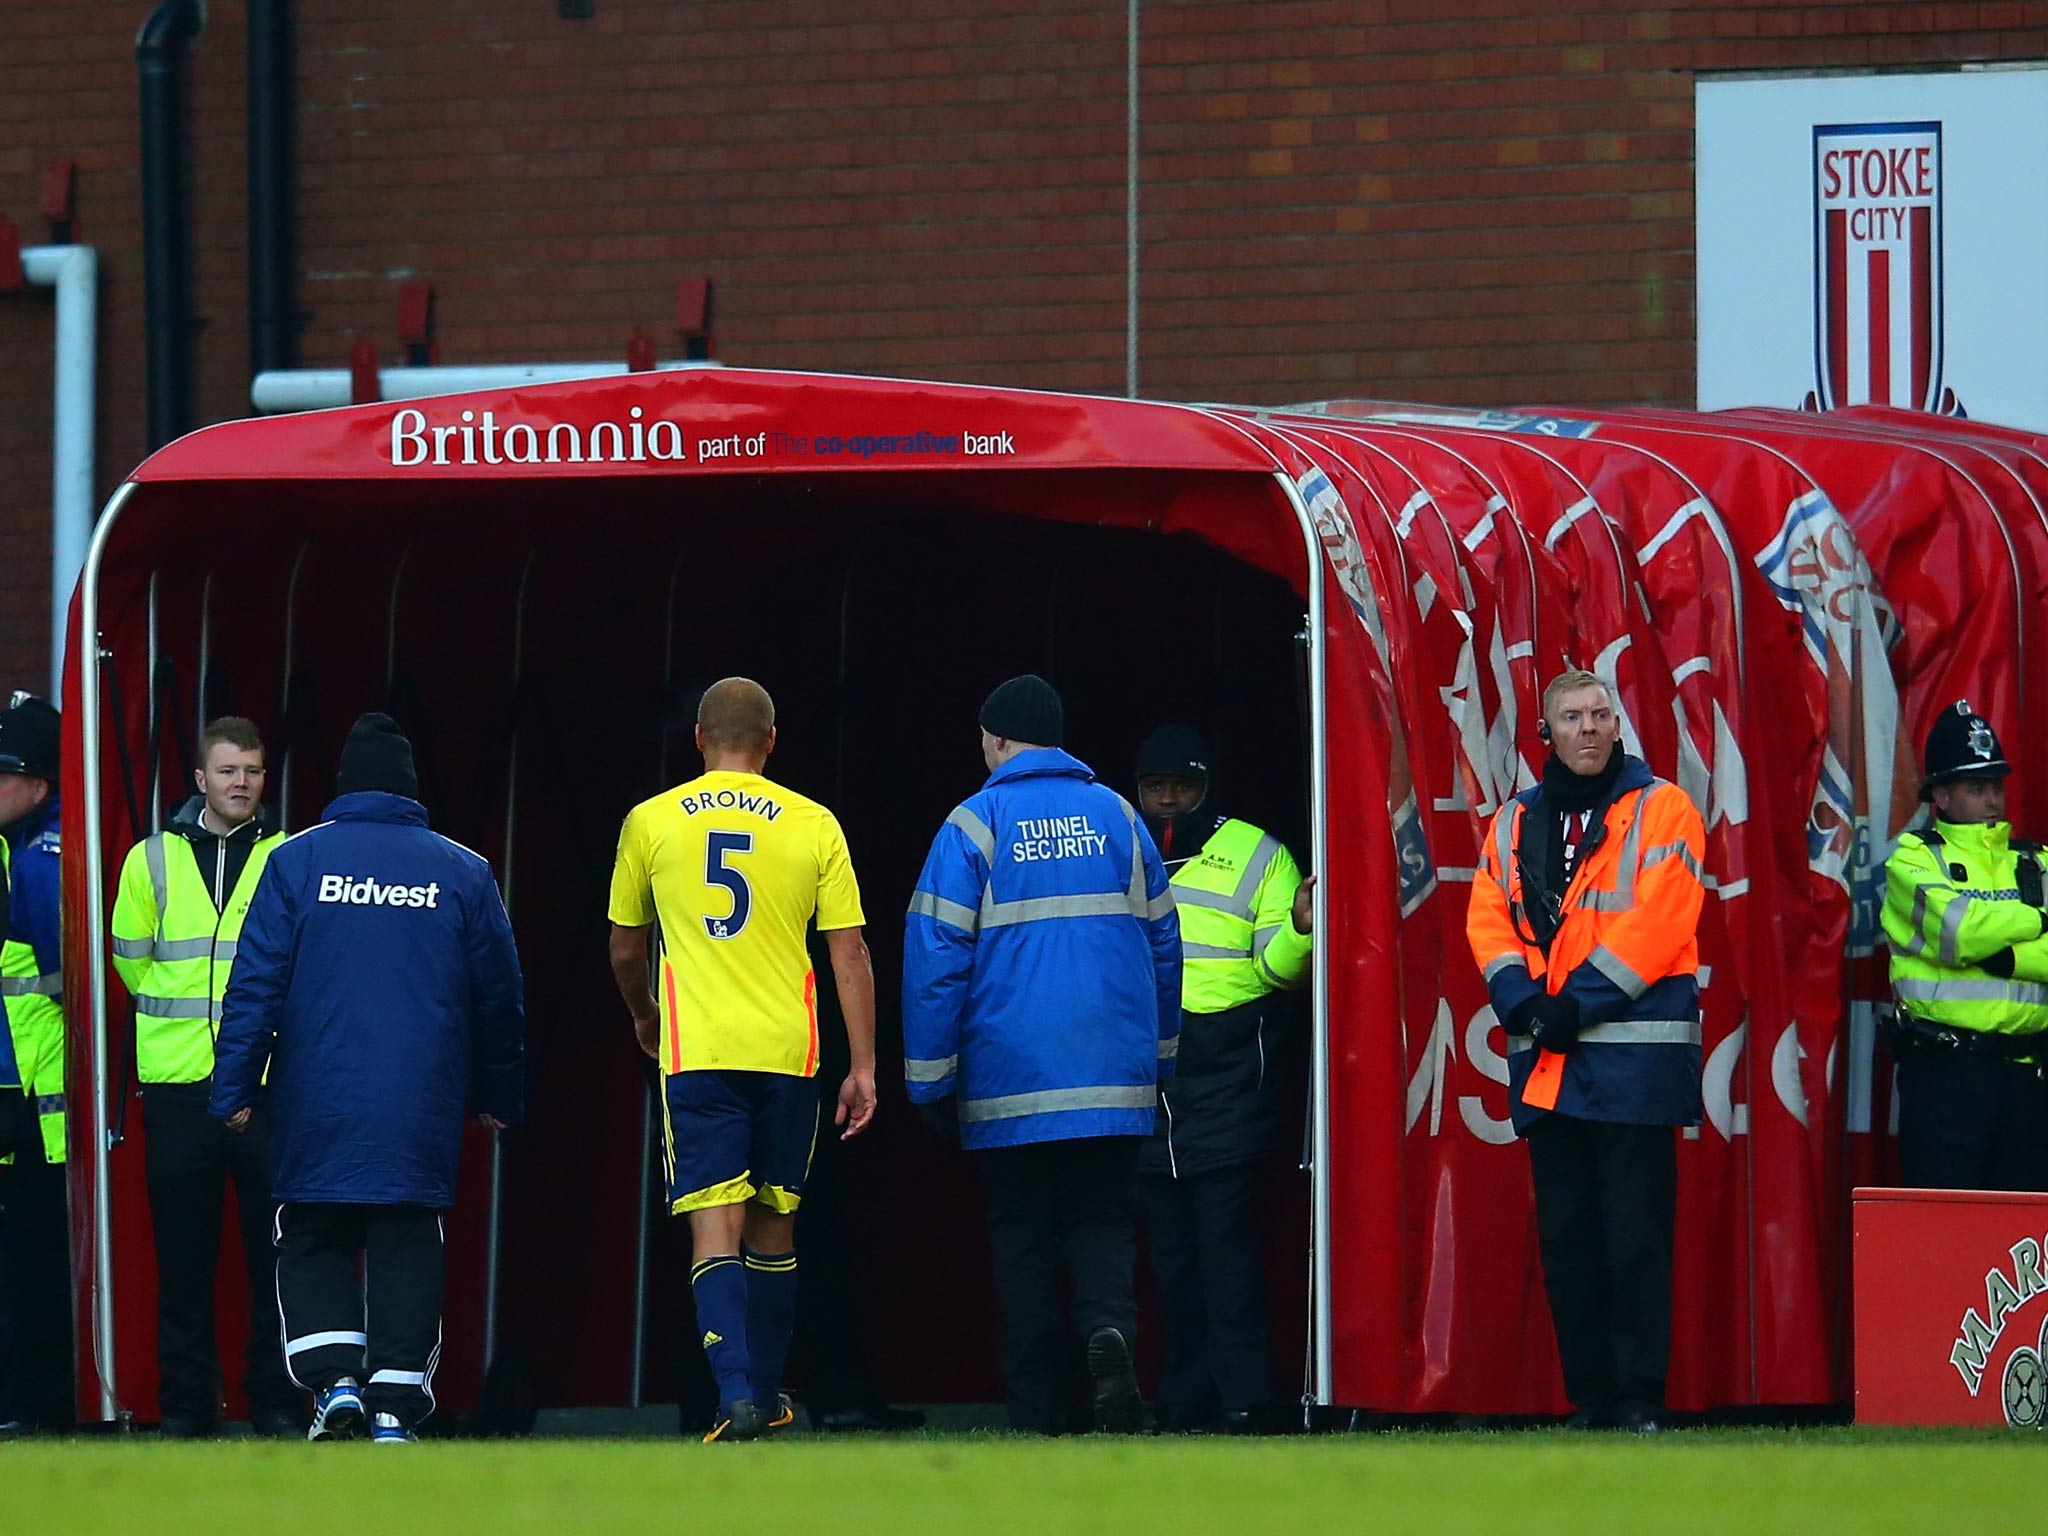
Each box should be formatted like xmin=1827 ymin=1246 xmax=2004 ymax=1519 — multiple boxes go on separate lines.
xmin=1515 ymin=745 xmax=1626 ymax=949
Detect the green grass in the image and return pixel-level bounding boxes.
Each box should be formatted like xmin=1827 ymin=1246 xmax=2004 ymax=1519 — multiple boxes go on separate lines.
xmin=11 ymin=1430 xmax=2044 ymax=1534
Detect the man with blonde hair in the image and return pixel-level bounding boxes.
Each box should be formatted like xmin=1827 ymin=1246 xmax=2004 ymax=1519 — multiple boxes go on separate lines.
xmin=609 ymin=678 xmax=878 ymax=1443
xmin=1466 ymin=669 xmax=1705 ymax=1432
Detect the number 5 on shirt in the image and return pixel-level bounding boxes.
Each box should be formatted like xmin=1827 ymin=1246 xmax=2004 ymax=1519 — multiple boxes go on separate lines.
xmin=703 ymin=831 xmax=753 ymax=939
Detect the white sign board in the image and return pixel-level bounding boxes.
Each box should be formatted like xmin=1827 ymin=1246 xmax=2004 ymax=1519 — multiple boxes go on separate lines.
xmin=1697 ymin=66 xmax=2048 ymax=428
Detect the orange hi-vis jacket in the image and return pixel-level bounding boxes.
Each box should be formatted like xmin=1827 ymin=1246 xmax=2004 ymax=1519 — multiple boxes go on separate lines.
xmin=1466 ymin=754 xmax=1706 ymax=1133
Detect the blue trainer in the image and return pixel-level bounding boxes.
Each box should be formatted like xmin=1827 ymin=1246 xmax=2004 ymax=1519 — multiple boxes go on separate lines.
xmin=370 ymin=1412 xmax=417 ymax=1445
xmin=308 ymin=1378 xmax=365 ymax=1442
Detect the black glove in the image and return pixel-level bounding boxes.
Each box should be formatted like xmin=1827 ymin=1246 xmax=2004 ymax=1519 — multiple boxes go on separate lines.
xmin=917 ymin=1097 xmax=959 ymax=1146
xmin=1982 ymin=947 xmax=2018 ymax=979
xmin=1529 ymin=993 xmax=1582 ymax=1054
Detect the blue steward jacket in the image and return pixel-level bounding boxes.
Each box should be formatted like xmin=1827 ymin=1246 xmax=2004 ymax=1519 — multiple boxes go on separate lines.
xmin=903 ymin=748 xmax=1182 ymax=1150
xmin=210 ymin=792 xmax=526 ymax=1206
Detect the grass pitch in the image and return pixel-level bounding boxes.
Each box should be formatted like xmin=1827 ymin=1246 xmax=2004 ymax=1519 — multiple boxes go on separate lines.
xmin=11 ymin=1429 xmax=2041 ymax=1534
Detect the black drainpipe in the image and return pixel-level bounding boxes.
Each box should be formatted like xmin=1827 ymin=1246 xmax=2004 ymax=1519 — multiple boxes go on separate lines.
xmin=138 ymin=0 xmax=204 ymax=451
xmin=247 ymin=0 xmax=297 ymax=377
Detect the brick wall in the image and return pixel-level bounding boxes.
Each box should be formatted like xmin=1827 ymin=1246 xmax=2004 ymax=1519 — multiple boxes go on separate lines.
xmin=2 ymin=0 xmax=2043 ymax=684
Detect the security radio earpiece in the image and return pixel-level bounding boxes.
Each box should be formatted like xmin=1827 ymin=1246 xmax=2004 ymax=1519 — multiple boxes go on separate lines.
xmin=1538 ymin=720 xmax=1552 ymax=744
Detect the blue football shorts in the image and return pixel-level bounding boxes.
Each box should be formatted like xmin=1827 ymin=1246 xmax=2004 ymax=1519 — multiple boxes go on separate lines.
xmin=661 ymin=1069 xmax=819 ymax=1215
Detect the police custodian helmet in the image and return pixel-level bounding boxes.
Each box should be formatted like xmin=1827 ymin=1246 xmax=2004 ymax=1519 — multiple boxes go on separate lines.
xmin=1920 ymin=698 xmax=2011 ymax=801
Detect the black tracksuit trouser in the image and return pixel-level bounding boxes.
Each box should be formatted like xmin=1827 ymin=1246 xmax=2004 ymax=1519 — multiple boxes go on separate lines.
xmin=1526 ymin=1114 xmax=1676 ymax=1419
xmin=1895 ymin=1046 xmax=2048 ymax=1191
xmin=1139 ymin=1161 xmax=1270 ymax=1422
xmin=275 ymin=1202 xmax=444 ymax=1427
xmin=975 ymin=1136 xmax=1141 ymax=1436
xmin=142 ymin=1084 xmax=297 ymax=1421
xmin=0 ymin=1158 xmax=73 ymax=1429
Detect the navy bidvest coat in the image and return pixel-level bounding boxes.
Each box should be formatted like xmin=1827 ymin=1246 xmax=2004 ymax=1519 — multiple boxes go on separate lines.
xmin=210 ymin=792 xmax=525 ymax=1207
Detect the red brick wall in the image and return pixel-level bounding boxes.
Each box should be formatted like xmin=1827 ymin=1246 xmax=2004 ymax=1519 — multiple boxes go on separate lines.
xmin=3 ymin=0 xmax=2044 ymax=684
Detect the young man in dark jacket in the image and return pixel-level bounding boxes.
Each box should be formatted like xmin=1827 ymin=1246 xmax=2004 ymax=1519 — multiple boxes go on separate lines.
xmin=1132 ymin=724 xmax=1313 ymax=1434
xmin=211 ymin=713 xmax=525 ymax=1443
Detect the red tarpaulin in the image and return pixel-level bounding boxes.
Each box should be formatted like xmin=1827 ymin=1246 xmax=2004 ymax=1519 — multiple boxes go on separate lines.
xmin=47 ymin=371 xmax=2034 ymax=1422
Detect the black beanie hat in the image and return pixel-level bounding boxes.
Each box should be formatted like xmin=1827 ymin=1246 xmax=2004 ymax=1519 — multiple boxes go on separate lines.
xmin=0 ymin=695 xmax=61 ymax=783
xmin=980 ymin=674 xmax=1063 ymax=748
xmin=1136 ymin=723 xmax=1212 ymax=782
xmin=1920 ymin=697 xmax=2011 ymax=801
xmin=335 ymin=712 xmax=420 ymax=799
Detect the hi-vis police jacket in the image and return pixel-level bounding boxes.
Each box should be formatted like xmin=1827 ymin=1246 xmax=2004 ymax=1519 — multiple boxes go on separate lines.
xmin=1466 ymin=755 xmax=1705 ymax=1133
xmin=903 ymin=748 xmax=1182 ymax=1152
xmin=210 ymin=792 xmax=525 ymax=1207
xmin=1882 ymin=819 xmax=2048 ymax=1042
xmin=111 ymin=799 xmax=283 ymax=1084
xmin=2 ymin=797 xmax=66 ymax=1164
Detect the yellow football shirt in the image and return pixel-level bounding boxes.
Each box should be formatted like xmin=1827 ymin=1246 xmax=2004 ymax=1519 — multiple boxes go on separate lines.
xmin=608 ymin=770 xmax=864 ymax=1077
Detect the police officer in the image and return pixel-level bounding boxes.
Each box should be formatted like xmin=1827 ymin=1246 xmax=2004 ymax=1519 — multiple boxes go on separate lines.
xmin=112 ymin=716 xmax=299 ymax=1437
xmin=0 ymin=694 xmax=74 ymax=1434
xmin=1131 ymin=724 xmax=1312 ymax=1434
xmin=903 ymin=675 xmax=1181 ymax=1435
xmin=1882 ymin=700 xmax=2048 ymax=1191
xmin=1466 ymin=670 xmax=1705 ymax=1433
xmin=211 ymin=713 xmax=525 ymax=1443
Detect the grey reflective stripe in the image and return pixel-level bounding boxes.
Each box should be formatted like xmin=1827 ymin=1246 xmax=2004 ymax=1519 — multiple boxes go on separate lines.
xmin=907 ymin=889 xmax=978 ymax=933
xmin=1895 ymin=886 xmax=1932 ymax=958
xmin=1143 ymin=890 xmax=1176 ymax=921
xmin=958 ymin=1084 xmax=1157 ymax=1123
xmin=1586 ymin=944 xmax=1650 ymax=1000
xmin=111 ymin=935 xmax=154 ymax=959
xmin=1185 ymin=941 xmax=1252 ymax=961
xmin=150 ymin=936 xmax=218 ymax=962
xmin=135 ymin=994 xmax=214 ymax=1019
xmin=982 ymin=892 xmax=1137 ymax=929
xmin=1505 ymin=1021 xmax=1698 ymax=1050
xmin=1896 ymin=978 xmax=2048 ymax=1006
xmin=1641 ymin=841 xmax=1703 ymax=882
xmin=1173 ymin=885 xmax=1240 ymax=914
xmin=947 ymin=806 xmax=996 ymax=863
xmin=34 ymin=1094 xmax=63 ymax=1117
xmin=1482 ymin=954 xmax=1525 ymax=984
xmin=1234 ymin=835 xmax=1281 ymax=909
xmin=1493 ymin=807 xmax=1518 ymax=895
xmin=1577 ymin=887 xmax=1633 ymax=913
xmin=0 ymin=973 xmax=61 ymax=998
xmin=903 ymin=1055 xmax=958 ymax=1084
xmin=1251 ymin=923 xmax=1283 ymax=960
xmin=1937 ymin=895 xmax=1971 ymax=967
xmin=1158 ymin=1036 xmax=1179 ymax=1060
xmin=1579 ymin=1018 xmax=1701 ymax=1046
xmin=145 ymin=832 xmax=169 ymax=920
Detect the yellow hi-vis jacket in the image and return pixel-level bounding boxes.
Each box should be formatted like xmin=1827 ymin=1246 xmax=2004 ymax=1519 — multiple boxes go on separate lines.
xmin=1882 ymin=819 xmax=2048 ymax=1043
xmin=2 ymin=812 xmax=67 ymax=1164
xmin=1170 ymin=818 xmax=1310 ymax=1013
xmin=111 ymin=816 xmax=282 ymax=1083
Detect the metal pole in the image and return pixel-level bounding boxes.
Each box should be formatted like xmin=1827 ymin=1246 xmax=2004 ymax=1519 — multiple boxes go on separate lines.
xmin=1272 ymin=471 xmax=1331 ymax=1404
xmin=630 ymin=552 xmax=690 ymax=1406
xmin=145 ymin=573 xmax=161 ymax=833
xmin=81 ymin=482 xmax=139 ymax=1422
xmin=1125 ymin=0 xmax=1140 ymax=399
xmin=195 ymin=572 xmax=212 ymax=750
xmin=484 ymin=550 xmax=536 ymax=1371
xmin=276 ymin=541 xmax=309 ymax=831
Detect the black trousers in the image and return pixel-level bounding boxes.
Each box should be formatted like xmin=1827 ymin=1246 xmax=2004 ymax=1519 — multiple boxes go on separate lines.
xmin=975 ymin=1135 xmax=1141 ymax=1435
xmin=1896 ymin=1046 xmax=2048 ymax=1191
xmin=275 ymin=1202 xmax=444 ymax=1426
xmin=0 ymin=1158 xmax=73 ymax=1429
xmin=1139 ymin=1161 xmax=1270 ymax=1423
xmin=142 ymin=1083 xmax=297 ymax=1421
xmin=1526 ymin=1115 xmax=1676 ymax=1418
